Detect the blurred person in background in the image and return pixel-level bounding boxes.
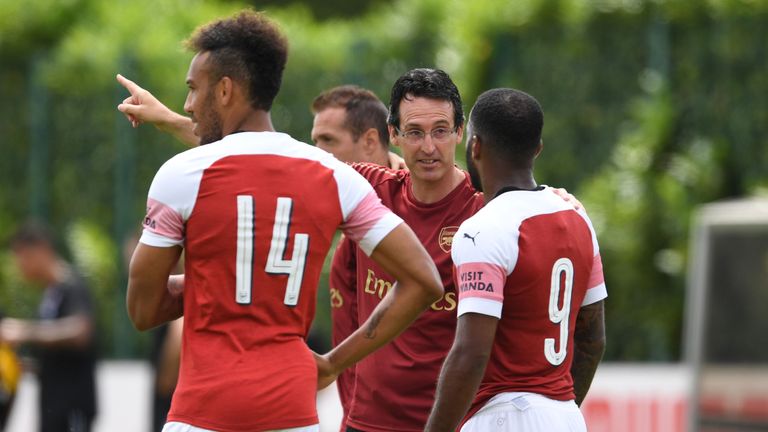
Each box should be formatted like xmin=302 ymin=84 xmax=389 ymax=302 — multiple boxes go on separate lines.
xmin=425 ymin=89 xmax=606 ymax=432
xmin=0 ymin=221 xmax=97 ymax=432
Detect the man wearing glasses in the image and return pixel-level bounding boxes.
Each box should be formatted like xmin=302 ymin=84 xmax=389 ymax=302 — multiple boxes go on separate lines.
xmin=342 ymin=68 xmax=485 ymax=432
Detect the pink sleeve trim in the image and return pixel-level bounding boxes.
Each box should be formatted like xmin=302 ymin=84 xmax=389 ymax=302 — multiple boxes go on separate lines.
xmin=588 ymin=254 xmax=605 ymax=288
xmin=144 ymin=197 xmax=184 ymax=241
xmin=341 ymin=191 xmax=395 ymax=244
xmin=582 ymin=254 xmax=608 ymax=306
xmin=456 ymin=262 xmax=506 ymax=303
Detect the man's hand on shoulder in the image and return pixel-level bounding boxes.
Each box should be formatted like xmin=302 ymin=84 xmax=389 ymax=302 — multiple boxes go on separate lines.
xmin=388 ymin=151 xmax=407 ymax=170
xmin=550 ymin=186 xmax=583 ymax=210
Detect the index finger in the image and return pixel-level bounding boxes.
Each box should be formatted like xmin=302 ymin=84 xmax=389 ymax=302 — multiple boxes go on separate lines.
xmin=116 ymin=73 xmax=143 ymax=95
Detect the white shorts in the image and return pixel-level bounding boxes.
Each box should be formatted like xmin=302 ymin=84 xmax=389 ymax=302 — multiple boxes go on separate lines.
xmin=460 ymin=392 xmax=586 ymax=432
xmin=162 ymin=421 xmax=320 ymax=432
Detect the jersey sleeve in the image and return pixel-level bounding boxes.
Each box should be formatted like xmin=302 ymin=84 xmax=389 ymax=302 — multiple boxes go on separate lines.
xmin=139 ymin=154 xmax=200 ymax=248
xmin=335 ymin=163 xmax=403 ymax=256
xmin=452 ymin=218 xmax=514 ymax=319
xmin=349 ymin=162 xmax=397 ymax=186
xmin=576 ymin=207 xmax=608 ymax=306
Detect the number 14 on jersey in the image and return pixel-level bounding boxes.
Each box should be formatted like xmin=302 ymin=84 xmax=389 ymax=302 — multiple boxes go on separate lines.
xmin=236 ymin=195 xmax=309 ymax=306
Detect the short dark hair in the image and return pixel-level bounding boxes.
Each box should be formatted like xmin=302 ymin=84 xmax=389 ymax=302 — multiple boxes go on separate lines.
xmin=470 ymin=88 xmax=543 ymax=166
xmin=311 ymin=85 xmax=389 ymax=147
xmin=388 ymin=68 xmax=464 ymax=129
xmin=185 ymin=10 xmax=288 ymax=111
xmin=10 ymin=220 xmax=56 ymax=250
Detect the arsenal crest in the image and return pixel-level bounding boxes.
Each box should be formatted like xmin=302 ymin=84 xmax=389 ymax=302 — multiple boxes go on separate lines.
xmin=438 ymin=226 xmax=459 ymax=253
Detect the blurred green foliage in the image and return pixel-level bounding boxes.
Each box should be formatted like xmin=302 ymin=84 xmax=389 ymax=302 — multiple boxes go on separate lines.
xmin=0 ymin=0 xmax=766 ymax=361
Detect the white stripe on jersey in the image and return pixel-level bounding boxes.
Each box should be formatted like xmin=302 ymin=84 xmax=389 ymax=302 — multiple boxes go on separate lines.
xmin=582 ymin=282 xmax=607 ymax=307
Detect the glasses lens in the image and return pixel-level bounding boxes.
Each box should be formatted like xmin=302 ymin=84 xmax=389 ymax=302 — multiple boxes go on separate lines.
xmin=432 ymin=128 xmax=450 ymax=140
xmin=405 ymin=130 xmax=424 ymax=143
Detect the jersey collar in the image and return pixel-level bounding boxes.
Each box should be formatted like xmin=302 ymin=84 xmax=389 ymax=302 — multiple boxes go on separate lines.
xmin=493 ymin=185 xmax=545 ymax=199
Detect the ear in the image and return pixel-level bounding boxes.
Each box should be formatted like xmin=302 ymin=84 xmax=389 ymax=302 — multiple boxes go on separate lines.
xmin=533 ymin=140 xmax=544 ymax=159
xmin=361 ymin=128 xmax=381 ymax=156
xmin=388 ymin=125 xmax=400 ymax=148
xmin=455 ymin=124 xmax=464 ymax=143
xmin=218 ymin=76 xmax=234 ymax=106
xmin=471 ymin=136 xmax=482 ymax=161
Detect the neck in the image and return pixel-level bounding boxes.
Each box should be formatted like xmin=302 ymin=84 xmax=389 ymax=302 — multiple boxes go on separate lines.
xmin=481 ymin=166 xmax=537 ymax=203
xmin=226 ymin=110 xmax=275 ymax=135
xmin=372 ymin=149 xmax=390 ymax=168
xmin=411 ymin=166 xmax=465 ymax=204
xmin=43 ymin=258 xmax=69 ymax=286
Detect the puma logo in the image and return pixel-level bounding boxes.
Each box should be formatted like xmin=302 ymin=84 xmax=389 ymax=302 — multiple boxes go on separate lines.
xmin=463 ymin=232 xmax=479 ymax=246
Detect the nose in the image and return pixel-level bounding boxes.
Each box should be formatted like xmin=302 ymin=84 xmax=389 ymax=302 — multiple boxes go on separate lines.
xmin=183 ymin=93 xmax=193 ymax=115
xmin=420 ymin=135 xmax=437 ymax=154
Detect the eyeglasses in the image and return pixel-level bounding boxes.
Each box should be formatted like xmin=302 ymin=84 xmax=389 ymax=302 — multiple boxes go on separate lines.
xmin=395 ymin=127 xmax=457 ymax=144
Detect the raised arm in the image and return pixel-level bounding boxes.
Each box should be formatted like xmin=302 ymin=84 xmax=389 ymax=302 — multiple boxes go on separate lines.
xmin=127 ymin=243 xmax=184 ymax=331
xmin=0 ymin=315 xmax=93 ymax=349
xmin=315 ymin=223 xmax=443 ymax=388
xmin=570 ymin=300 xmax=606 ymax=406
xmin=116 ymin=74 xmax=198 ymax=147
xmin=0 ymin=278 xmax=95 ymax=349
xmin=424 ymin=313 xmax=498 ymax=432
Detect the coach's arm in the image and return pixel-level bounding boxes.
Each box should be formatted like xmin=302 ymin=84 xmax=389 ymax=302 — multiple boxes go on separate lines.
xmin=315 ymin=223 xmax=443 ymax=389
xmin=127 ymin=243 xmax=184 ymax=331
xmin=570 ymin=300 xmax=606 ymax=406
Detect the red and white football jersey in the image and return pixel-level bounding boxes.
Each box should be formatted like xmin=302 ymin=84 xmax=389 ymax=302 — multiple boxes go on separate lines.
xmin=139 ymin=132 xmax=402 ymax=432
xmin=452 ymin=186 xmax=607 ymax=423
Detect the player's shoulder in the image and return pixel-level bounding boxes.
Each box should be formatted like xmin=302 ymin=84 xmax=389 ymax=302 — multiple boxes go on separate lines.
xmin=453 ymin=202 xmax=512 ymax=268
xmin=350 ymin=162 xmax=405 ymax=187
xmin=487 ymin=186 xmax=575 ymax=219
xmin=458 ymin=187 xmax=571 ymax=235
xmin=172 ymin=131 xmax=349 ymax=170
xmin=455 ymin=206 xmax=508 ymax=257
xmin=219 ymin=131 xmax=338 ymax=163
xmin=496 ymin=186 xmax=599 ymax=241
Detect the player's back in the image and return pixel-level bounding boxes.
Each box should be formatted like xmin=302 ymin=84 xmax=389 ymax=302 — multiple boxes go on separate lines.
xmin=146 ymin=132 xmax=370 ymax=431
xmin=453 ymin=187 xmax=605 ymax=417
